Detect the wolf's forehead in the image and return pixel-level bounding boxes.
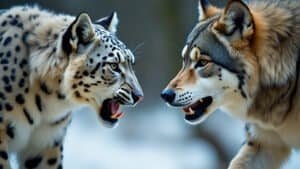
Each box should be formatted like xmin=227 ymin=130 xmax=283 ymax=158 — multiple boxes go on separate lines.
xmin=185 ymin=17 xmax=241 ymax=73
xmin=186 ymin=16 xmax=218 ymax=44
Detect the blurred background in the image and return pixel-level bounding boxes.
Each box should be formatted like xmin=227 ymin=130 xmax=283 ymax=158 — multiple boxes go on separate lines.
xmin=1 ymin=0 xmax=300 ymax=168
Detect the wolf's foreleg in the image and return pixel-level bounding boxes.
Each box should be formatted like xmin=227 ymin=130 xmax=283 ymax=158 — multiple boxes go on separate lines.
xmin=228 ymin=140 xmax=290 ymax=169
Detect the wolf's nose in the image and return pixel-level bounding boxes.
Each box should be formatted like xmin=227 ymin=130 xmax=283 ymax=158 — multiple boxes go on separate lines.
xmin=161 ymin=89 xmax=176 ymax=104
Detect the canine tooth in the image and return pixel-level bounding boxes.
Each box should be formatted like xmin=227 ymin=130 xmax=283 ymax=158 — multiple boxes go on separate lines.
xmin=111 ymin=113 xmax=119 ymax=119
xmin=117 ymin=112 xmax=124 ymax=119
xmin=188 ymin=107 xmax=195 ymax=115
xmin=182 ymin=108 xmax=189 ymax=113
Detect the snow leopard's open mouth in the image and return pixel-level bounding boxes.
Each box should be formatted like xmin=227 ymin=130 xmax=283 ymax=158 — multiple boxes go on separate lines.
xmin=99 ymin=99 xmax=124 ymax=127
xmin=182 ymin=96 xmax=213 ymax=122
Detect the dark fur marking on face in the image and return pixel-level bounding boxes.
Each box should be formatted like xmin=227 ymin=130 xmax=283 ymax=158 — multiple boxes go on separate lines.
xmin=40 ymin=83 xmax=52 ymax=95
xmin=2 ymin=76 xmax=9 ymax=85
xmin=23 ymin=71 xmax=28 ymax=77
xmin=5 ymin=103 xmax=13 ymax=111
xmin=6 ymin=124 xmax=14 ymax=139
xmin=6 ymin=51 xmax=11 ymax=58
xmin=15 ymin=94 xmax=25 ymax=104
xmin=72 ymin=84 xmax=77 ymax=89
xmin=47 ymin=158 xmax=57 ymax=166
xmin=57 ymin=92 xmax=66 ymax=100
xmin=19 ymin=59 xmax=28 ymax=68
xmin=237 ymin=74 xmax=247 ymax=98
xmin=75 ymin=91 xmax=81 ymax=98
xmin=83 ymin=70 xmax=89 ymax=76
xmin=91 ymin=63 xmax=101 ymax=74
xmin=0 ymin=151 xmax=8 ymax=160
xmin=78 ymin=81 xmax=83 ymax=86
xmin=35 ymin=94 xmax=43 ymax=112
xmin=9 ymin=18 xmax=18 ymax=26
xmin=0 ymin=92 xmax=5 ymax=100
xmin=3 ymin=36 xmax=12 ymax=46
xmin=108 ymin=53 xmax=114 ymax=57
xmin=10 ymin=75 xmax=15 ymax=82
xmin=18 ymin=78 xmax=25 ymax=88
xmin=0 ymin=59 xmax=9 ymax=64
xmin=23 ymin=108 xmax=34 ymax=125
xmin=15 ymin=45 xmax=20 ymax=52
xmin=25 ymin=156 xmax=42 ymax=169
xmin=4 ymin=85 xmax=12 ymax=93
xmin=218 ymin=73 xmax=222 ymax=80
xmin=1 ymin=20 xmax=7 ymax=27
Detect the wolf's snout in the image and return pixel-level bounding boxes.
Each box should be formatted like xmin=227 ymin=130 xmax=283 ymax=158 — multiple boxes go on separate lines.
xmin=161 ymin=89 xmax=176 ymax=104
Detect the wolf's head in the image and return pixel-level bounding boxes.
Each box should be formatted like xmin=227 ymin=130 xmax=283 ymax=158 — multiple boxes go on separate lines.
xmin=161 ymin=0 xmax=259 ymax=124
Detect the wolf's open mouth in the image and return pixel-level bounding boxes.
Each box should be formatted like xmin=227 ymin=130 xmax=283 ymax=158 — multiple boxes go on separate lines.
xmin=99 ymin=99 xmax=124 ymax=125
xmin=182 ymin=96 xmax=213 ymax=122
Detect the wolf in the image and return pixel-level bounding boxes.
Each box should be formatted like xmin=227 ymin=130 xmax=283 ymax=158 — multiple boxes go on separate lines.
xmin=161 ymin=0 xmax=300 ymax=168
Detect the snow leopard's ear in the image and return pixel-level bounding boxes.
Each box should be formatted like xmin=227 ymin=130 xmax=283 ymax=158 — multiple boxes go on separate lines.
xmin=95 ymin=12 xmax=119 ymax=34
xmin=62 ymin=13 xmax=95 ymax=55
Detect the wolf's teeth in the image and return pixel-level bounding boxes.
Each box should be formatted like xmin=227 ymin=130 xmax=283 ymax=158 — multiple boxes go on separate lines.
xmin=182 ymin=108 xmax=189 ymax=113
xmin=188 ymin=107 xmax=195 ymax=115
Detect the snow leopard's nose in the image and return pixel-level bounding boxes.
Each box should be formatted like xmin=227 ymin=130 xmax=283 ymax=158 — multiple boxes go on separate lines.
xmin=132 ymin=92 xmax=143 ymax=105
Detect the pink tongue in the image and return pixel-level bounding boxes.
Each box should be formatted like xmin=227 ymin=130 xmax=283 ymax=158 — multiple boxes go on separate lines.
xmin=110 ymin=101 xmax=120 ymax=114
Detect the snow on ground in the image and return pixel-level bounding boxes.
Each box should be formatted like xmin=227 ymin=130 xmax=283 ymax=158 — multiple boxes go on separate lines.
xmin=64 ymin=107 xmax=218 ymax=169
xmin=63 ymin=106 xmax=300 ymax=169
xmin=11 ymin=105 xmax=300 ymax=169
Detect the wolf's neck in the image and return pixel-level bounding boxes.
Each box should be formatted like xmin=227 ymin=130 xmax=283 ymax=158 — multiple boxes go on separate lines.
xmin=251 ymin=1 xmax=300 ymax=86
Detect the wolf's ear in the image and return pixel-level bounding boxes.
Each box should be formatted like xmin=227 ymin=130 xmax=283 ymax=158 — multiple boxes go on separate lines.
xmin=95 ymin=12 xmax=119 ymax=34
xmin=198 ymin=0 xmax=220 ymax=20
xmin=62 ymin=13 xmax=95 ymax=55
xmin=213 ymin=0 xmax=253 ymax=40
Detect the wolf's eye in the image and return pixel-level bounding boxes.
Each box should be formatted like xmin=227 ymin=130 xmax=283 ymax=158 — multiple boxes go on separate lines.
xmin=195 ymin=59 xmax=209 ymax=68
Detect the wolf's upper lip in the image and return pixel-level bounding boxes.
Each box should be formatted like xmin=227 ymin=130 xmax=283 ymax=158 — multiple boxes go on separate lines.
xmin=183 ymin=96 xmax=213 ymax=113
xmin=182 ymin=96 xmax=213 ymax=121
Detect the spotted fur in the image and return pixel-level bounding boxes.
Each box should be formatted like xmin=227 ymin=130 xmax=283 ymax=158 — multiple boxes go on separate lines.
xmin=0 ymin=5 xmax=143 ymax=169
